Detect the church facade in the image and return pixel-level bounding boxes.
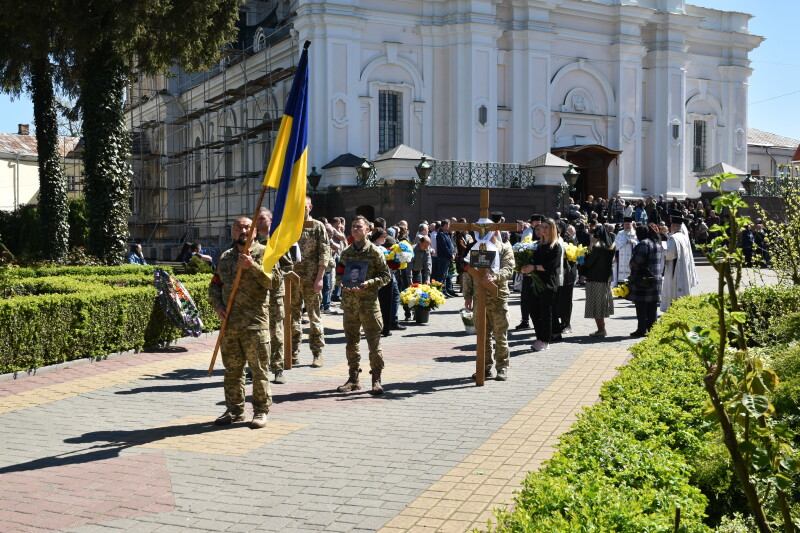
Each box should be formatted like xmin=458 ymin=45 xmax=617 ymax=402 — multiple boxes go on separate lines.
xmin=126 ymin=0 xmax=762 ymax=257
xmin=297 ymin=0 xmax=761 ymax=198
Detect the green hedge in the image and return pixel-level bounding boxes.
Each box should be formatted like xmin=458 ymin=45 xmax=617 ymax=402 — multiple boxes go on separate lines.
xmin=740 ymin=285 xmax=800 ymax=346
xmin=8 ymin=264 xmax=171 ymax=279
xmin=489 ymin=296 xmax=715 ymax=532
xmin=0 ymin=274 xmax=217 ymax=374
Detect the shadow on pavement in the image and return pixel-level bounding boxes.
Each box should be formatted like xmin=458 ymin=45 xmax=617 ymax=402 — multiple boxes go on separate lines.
xmin=0 ymin=421 xmax=230 ymax=475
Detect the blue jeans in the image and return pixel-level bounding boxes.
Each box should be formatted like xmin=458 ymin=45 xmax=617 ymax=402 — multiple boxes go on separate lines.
xmin=389 ymin=276 xmax=400 ymax=325
xmin=321 ymin=271 xmax=332 ymax=310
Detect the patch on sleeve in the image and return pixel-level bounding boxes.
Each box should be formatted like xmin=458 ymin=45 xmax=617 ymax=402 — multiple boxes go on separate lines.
xmin=210 ymin=274 xmax=223 ymax=287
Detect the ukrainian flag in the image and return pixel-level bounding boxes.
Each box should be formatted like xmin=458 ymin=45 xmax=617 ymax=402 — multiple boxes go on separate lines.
xmin=261 ymin=41 xmax=310 ymax=272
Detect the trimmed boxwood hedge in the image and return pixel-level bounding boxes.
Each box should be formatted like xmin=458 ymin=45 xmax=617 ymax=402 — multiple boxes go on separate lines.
xmin=0 ymin=270 xmax=217 ymax=374
xmin=488 ymin=295 xmax=722 ymax=532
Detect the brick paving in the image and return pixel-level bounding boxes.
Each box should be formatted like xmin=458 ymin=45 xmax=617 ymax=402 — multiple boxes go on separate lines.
xmin=0 ymin=265 xmax=749 ymax=532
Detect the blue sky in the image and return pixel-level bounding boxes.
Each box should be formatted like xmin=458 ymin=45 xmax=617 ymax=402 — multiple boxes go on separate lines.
xmin=1 ymin=1 xmax=797 ymax=141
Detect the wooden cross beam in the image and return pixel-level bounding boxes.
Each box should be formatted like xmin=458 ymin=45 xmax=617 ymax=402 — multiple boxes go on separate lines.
xmin=449 ymin=189 xmax=517 ymax=386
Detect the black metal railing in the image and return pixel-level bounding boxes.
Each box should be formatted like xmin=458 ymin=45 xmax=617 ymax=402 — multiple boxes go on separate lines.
xmin=429 ymin=160 xmax=535 ymax=188
xmin=745 ymin=175 xmax=800 ymax=197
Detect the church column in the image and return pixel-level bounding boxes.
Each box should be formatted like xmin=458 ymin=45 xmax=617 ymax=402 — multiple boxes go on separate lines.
xmin=643 ymin=13 xmax=692 ymax=197
xmin=611 ymin=7 xmax=648 ymax=197
xmin=719 ymin=65 xmax=753 ymax=174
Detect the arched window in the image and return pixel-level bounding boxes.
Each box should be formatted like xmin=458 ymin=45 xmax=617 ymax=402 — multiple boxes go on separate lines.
xmin=379 ymin=90 xmax=402 ymax=153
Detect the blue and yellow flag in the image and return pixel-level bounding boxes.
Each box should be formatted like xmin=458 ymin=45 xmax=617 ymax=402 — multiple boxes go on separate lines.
xmin=261 ymin=42 xmax=310 ymax=272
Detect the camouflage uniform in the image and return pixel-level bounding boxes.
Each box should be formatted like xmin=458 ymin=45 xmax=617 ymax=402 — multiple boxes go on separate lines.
xmin=259 ymin=234 xmax=294 ymax=373
xmin=291 ymin=219 xmax=331 ymax=359
xmin=336 ymin=241 xmax=391 ymax=373
xmin=209 ymin=241 xmax=276 ymax=416
xmin=463 ymin=240 xmax=514 ymax=372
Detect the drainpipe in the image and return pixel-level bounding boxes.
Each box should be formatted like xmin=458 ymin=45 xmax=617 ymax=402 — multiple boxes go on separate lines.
xmin=14 ymin=153 xmax=20 ymax=210
xmin=765 ymin=146 xmax=778 ymax=176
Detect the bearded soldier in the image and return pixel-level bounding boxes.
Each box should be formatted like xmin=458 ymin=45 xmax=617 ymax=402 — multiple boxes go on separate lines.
xmin=463 ymin=230 xmax=515 ymax=381
xmin=335 ymin=215 xmax=391 ymax=395
xmin=210 ymin=217 xmax=276 ymax=429
xmin=291 ymin=196 xmax=331 ymax=367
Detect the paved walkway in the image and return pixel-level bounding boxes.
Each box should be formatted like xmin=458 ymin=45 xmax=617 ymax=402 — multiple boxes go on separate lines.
xmin=0 ymin=265 xmax=754 ymax=532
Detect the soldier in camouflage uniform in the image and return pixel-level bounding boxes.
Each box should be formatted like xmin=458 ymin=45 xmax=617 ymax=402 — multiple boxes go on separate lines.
xmin=291 ymin=197 xmax=331 ymax=367
xmin=463 ymin=231 xmax=515 ymax=381
xmin=335 ymin=215 xmax=391 ymax=395
xmin=210 ymin=217 xmax=276 ymax=429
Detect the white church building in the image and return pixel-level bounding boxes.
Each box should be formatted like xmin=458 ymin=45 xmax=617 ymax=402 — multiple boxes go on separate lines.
xmin=126 ymin=0 xmax=762 ymax=253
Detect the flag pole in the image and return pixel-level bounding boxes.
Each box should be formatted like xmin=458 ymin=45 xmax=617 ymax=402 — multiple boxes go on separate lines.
xmin=208 ymin=39 xmax=311 ymax=376
xmin=208 ymin=186 xmax=269 ymax=375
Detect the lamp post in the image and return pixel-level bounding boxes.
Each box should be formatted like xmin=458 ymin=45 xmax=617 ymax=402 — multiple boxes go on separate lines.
xmin=742 ymin=174 xmax=758 ymax=196
xmin=356 ymin=159 xmax=375 ymax=187
xmin=556 ymin=164 xmax=580 ymax=210
xmin=410 ymin=156 xmax=432 ymax=206
xmin=307 ymin=166 xmax=321 ymax=194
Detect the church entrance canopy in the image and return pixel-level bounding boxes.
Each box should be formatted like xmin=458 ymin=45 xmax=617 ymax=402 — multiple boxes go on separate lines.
xmin=552 ymin=145 xmax=621 ymax=201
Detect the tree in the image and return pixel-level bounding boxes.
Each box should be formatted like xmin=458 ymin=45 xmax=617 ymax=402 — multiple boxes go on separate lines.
xmin=63 ymin=0 xmax=243 ymax=264
xmin=0 ymin=1 xmax=71 ymax=261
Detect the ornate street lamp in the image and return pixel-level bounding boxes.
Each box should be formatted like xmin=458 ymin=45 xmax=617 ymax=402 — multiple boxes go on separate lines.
xmin=415 ymin=156 xmax=432 ymax=184
xmin=563 ymin=164 xmax=580 ymax=188
xmin=742 ymin=174 xmax=758 ymax=195
xmin=356 ymin=159 xmax=375 ymax=187
xmin=307 ymin=166 xmax=321 ymax=193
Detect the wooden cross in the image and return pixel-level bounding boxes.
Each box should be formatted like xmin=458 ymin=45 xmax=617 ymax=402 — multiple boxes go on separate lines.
xmin=449 ymin=190 xmax=518 ymax=386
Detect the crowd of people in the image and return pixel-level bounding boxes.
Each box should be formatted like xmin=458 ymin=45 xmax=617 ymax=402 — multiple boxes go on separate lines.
xmin=209 ymin=194 xmax=708 ymax=429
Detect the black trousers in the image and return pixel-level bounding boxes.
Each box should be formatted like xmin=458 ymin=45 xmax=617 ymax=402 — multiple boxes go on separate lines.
xmin=529 ymin=287 xmax=556 ymax=343
xmin=378 ymin=283 xmax=392 ymax=334
xmin=520 ymin=276 xmax=532 ymax=323
xmin=634 ymin=301 xmax=658 ymax=333
xmin=552 ymin=284 xmax=574 ymax=332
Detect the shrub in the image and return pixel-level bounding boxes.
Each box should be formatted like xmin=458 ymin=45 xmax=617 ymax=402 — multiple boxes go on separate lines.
xmin=0 ymin=272 xmax=216 ymax=374
xmin=488 ymin=296 xmax=716 ymax=532
xmin=740 ymin=285 xmax=800 ymax=346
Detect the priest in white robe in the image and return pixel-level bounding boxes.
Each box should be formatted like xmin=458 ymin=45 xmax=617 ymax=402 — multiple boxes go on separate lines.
xmin=613 ymin=216 xmax=637 ymax=286
xmin=661 ymin=214 xmax=699 ymax=312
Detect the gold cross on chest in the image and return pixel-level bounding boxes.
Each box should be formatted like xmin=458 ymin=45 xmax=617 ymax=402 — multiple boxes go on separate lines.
xmin=449 ymin=190 xmax=517 ymax=386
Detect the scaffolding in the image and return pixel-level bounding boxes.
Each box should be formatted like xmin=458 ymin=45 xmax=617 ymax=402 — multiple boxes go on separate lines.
xmin=126 ymin=0 xmax=298 ymax=261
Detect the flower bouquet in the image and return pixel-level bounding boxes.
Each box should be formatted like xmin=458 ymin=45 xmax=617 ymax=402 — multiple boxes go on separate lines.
xmin=384 ymin=241 xmax=414 ymax=270
xmin=612 ymin=280 xmax=630 ymax=299
xmin=430 ymin=280 xmax=444 ymax=292
xmin=565 ymin=243 xmax=588 ymax=264
xmin=512 ymin=237 xmax=546 ymax=293
xmin=460 ymin=308 xmax=476 ymax=335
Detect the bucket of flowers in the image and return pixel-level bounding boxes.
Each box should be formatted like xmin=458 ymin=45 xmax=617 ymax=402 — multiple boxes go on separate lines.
xmin=400 ymin=283 xmax=446 ymax=324
xmin=460 ymin=308 xmax=476 ymax=335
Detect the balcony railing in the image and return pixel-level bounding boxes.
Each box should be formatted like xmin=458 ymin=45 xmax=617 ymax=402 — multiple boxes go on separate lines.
xmin=429 ymin=160 xmax=535 ymax=188
xmin=745 ymin=175 xmax=800 ymax=197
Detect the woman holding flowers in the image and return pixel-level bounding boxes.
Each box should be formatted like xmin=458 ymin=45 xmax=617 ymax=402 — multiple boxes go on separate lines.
xmin=521 ymin=218 xmax=561 ymax=352
xmin=581 ymin=225 xmax=616 ymax=337
xmin=553 ymin=220 xmax=581 ymax=338
xmin=628 ymin=224 xmax=663 ymax=337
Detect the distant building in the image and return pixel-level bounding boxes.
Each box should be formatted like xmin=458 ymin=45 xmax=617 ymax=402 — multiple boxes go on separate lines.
xmin=0 ymin=124 xmax=81 ymax=212
xmin=747 ymin=128 xmax=799 ymax=177
xmin=127 ymin=0 xmax=762 ymax=258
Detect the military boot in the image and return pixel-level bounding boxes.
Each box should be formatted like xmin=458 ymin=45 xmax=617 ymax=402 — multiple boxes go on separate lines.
xmin=370 ymin=369 xmax=384 ymax=395
xmin=337 ymin=369 xmax=361 ymax=392
xmin=311 ymin=353 xmax=323 ymax=368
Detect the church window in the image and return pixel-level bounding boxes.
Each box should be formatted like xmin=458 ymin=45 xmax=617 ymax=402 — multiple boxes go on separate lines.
xmin=693 ymin=120 xmax=707 ymax=172
xmin=379 ymin=90 xmax=402 ymax=153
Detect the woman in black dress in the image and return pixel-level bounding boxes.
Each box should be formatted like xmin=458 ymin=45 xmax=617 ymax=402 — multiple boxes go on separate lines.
xmin=582 ymin=225 xmax=616 ymax=337
xmin=521 ymin=218 xmax=562 ymax=352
